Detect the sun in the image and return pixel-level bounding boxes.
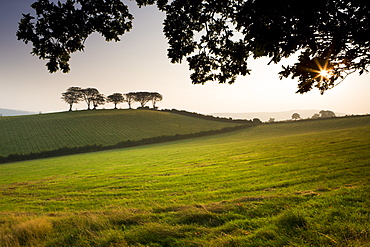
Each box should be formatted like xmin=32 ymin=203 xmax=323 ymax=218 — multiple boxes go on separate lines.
xmin=312 ymin=58 xmax=333 ymax=81
xmin=319 ymin=69 xmax=332 ymax=79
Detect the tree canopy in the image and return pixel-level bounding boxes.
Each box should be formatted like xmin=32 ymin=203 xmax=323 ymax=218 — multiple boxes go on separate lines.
xmin=81 ymin=88 xmax=101 ymax=110
xmin=292 ymin=113 xmax=301 ymax=120
xmin=124 ymin=92 xmax=136 ymax=109
xmin=61 ymin=86 xmax=82 ymax=111
xmin=107 ymin=93 xmax=125 ymax=109
xmin=150 ymin=92 xmax=163 ymax=109
xmin=18 ymin=0 xmax=370 ymax=93
xmin=319 ymin=110 xmax=336 ymax=118
xmin=132 ymin=92 xmax=163 ymax=108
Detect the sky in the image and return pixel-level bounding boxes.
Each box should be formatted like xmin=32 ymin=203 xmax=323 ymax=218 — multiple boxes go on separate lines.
xmin=1 ymin=0 xmax=369 ymax=117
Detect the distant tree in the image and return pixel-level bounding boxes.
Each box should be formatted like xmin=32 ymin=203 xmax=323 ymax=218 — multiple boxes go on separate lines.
xmin=252 ymin=118 xmax=262 ymax=124
xmin=292 ymin=113 xmax=301 ymax=120
xmin=92 ymin=93 xmax=105 ymax=110
xmin=107 ymin=93 xmax=124 ymax=109
xmin=320 ymin=110 xmax=336 ymax=118
xmin=81 ymin=88 xmax=100 ymax=110
xmin=311 ymin=113 xmax=320 ymax=119
xmin=150 ymin=92 xmax=163 ymax=109
xmin=124 ymin=92 xmax=136 ymax=109
xmin=134 ymin=92 xmax=152 ymax=108
xmin=268 ymin=118 xmax=275 ymax=123
xmin=61 ymin=86 xmax=82 ymax=111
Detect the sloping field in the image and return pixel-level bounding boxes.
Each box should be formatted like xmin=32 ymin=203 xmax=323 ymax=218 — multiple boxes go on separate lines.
xmin=0 ymin=116 xmax=369 ymax=246
xmin=0 ymin=109 xmax=244 ymax=157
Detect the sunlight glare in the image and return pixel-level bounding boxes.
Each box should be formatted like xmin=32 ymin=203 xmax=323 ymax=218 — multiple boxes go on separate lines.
xmin=319 ymin=69 xmax=332 ymax=79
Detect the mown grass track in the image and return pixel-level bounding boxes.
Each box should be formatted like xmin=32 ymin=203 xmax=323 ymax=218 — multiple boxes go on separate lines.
xmin=0 ymin=109 xmax=244 ymax=157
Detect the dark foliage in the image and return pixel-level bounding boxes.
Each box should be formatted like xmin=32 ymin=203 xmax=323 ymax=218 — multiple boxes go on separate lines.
xmin=17 ymin=0 xmax=133 ymax=73
xmin=17 ymin=0 xmax=370 ymax=93
xmin=163 ymin=0 xmax=370 ymax=93
xmin=61 ymin=87 xmax=83 ymax=111
xmin=131 ymin=92 xmax=163 ymax=108
xmin=106 ymin=93 xmax=124 ymax=109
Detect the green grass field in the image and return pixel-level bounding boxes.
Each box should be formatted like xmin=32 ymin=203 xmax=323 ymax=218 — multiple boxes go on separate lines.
xmin=0 ymin=109 xmax=243 ymax=158
xmin=0 ymin=115 xmax=369 ymax=246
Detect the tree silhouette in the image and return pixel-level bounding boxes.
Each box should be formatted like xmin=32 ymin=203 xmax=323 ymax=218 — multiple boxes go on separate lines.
xmin=17 ymin=0 xmax=370 ymax=93
xmin=92 ymin=93 xmax=105 ymax=110
xmin=61 ymin=87 xmax=82 ymax=111
xmin=292 ymin=113 xmax=301 ymax=120
xmin=150 ymin=92 xmax=163 ymax=109
xmin=134 ymin=92 xmax=152 ymax=108
xmin=107 ymin=93 xmax=124 ymax=109
xmin=124 ymin=92 xmax=136 ymax=109
xmin=320 ymin=110 xmax=336 ymax=118
xmin=252 ymin=118 xmax=262 ymax=124
xmin=81 ymin=88 xmax=100 ymax=110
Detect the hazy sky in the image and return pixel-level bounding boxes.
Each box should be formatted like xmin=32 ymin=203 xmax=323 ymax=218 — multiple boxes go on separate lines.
xmin=1 ymin=0 xmax=369 ymax=115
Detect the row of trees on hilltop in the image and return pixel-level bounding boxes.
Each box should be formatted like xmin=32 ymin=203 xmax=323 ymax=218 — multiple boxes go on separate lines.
xmin=61 ymin=87 xmax=163 ymax=111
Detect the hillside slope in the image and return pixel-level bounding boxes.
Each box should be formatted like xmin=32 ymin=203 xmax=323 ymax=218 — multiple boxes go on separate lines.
xmin=0 ymin=109 xmax=245 ymax=157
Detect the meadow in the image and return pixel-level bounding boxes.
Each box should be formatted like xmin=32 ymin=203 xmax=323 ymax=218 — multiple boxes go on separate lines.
xmin=0 ymin=115 xmax=369 ymax=246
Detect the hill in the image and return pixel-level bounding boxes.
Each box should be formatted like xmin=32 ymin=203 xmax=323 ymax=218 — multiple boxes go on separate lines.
xmin=0 ymin=115 xmax=369 ymax=246
xmin=0 ymin=109 xmax=247 ymax=159
xmin=0 ymin=108 xmax=36 ymax=116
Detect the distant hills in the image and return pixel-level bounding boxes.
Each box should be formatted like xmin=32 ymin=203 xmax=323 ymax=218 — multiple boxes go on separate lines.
xmin=0 ymin=108 xmax=36 ymax=116
xmin=212 ymin=110 xmax=346 ymax=122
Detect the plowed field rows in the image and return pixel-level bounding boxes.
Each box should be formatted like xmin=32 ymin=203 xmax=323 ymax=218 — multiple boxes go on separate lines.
xmin=0 ymin=109 xmax=243 ymax=157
